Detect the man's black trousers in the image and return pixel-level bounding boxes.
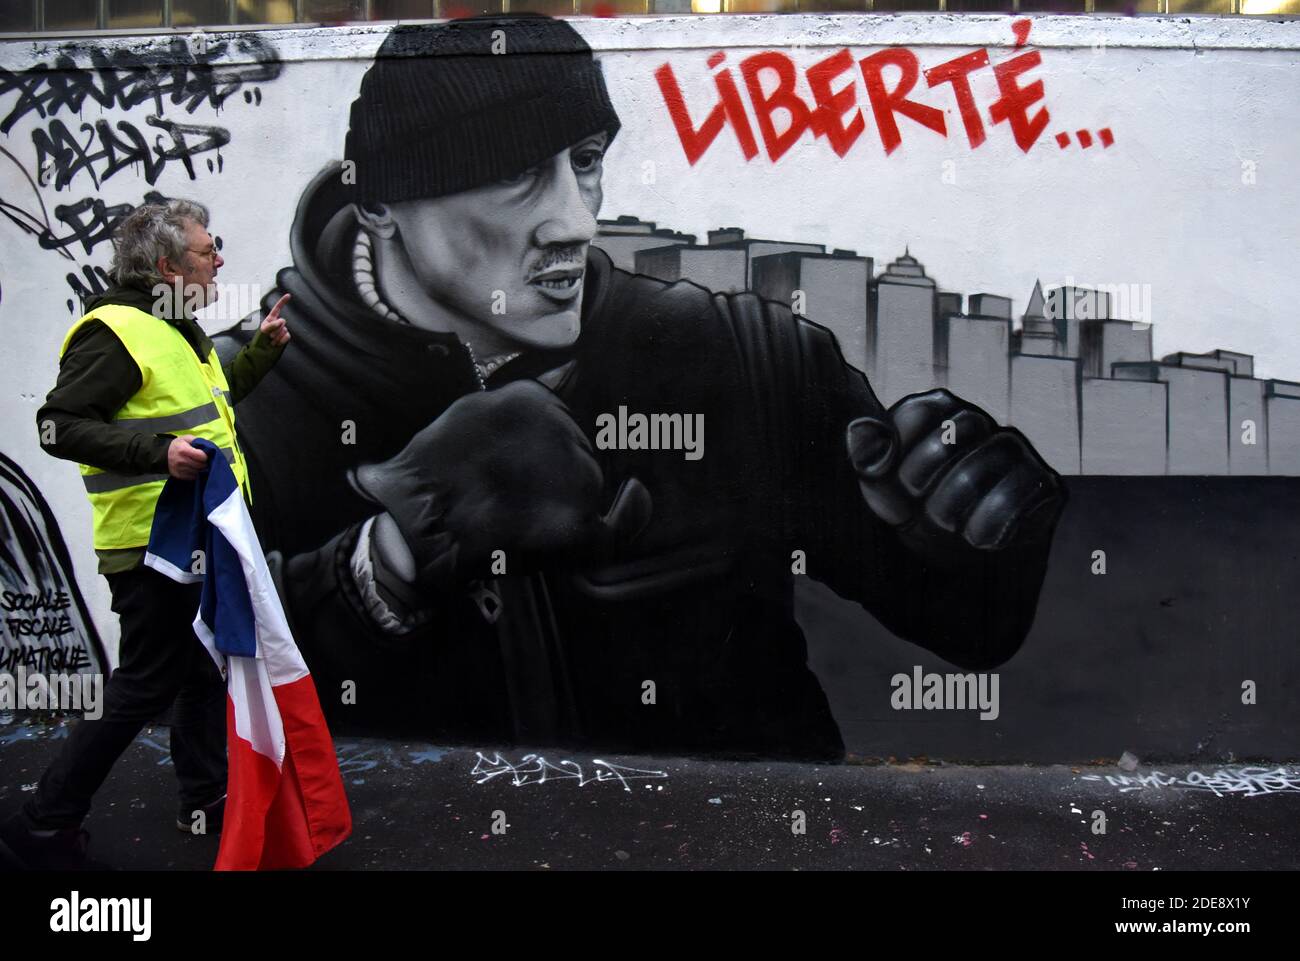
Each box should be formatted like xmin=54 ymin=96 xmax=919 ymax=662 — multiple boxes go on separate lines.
xmin=25 ymin=565 xmax=227 ymax=828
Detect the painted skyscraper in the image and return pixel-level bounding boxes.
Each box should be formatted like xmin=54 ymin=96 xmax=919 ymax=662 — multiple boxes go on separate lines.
xmin=869 ymin=250 xmax=938 ymax=408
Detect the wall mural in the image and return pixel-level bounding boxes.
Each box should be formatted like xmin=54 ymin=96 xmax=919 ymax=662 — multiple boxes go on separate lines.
xmin=1 ymin=14 xmax=1296 ymax=762
xmin=0 ymin=451 xmax=106 ymax=680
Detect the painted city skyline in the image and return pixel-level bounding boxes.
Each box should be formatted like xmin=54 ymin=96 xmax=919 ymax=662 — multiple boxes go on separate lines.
xmin=595 ymin=215 xmax=1300 ymax=476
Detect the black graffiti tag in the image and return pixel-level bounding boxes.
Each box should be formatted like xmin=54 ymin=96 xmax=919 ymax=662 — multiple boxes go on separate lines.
xmin=2 ymin=592 xmax=76 ymax=642
xmin=0 ymin=188 xmax=167 ymax=263
xmin=0 ymin=35 xmax=282 ymax=134
xmin=33 ymin=115 xmax=231 ymax=192
xmin=0 ymin=36 xmax=279 ymax=301
xmin=1 ymin=589 xmax=72 ymax=613
xmin=35 ymin=196 xmax=132 ymax=254
xmin=64 ymin=265 xmax=111 ymax=313
xmin=0 ymin=642 xmax=90 ymax=672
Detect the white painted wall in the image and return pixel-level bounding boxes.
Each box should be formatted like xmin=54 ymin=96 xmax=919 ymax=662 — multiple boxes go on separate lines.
xmin=2 ymin=14 xmax=1298 ymax=655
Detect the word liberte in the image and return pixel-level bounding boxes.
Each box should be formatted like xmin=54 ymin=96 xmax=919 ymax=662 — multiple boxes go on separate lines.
xmin=595 ymin=406 xmax=704 ymax=461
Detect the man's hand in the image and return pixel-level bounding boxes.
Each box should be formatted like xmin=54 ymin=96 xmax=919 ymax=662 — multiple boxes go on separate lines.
xmin=351 ymin=380 xmax=651 ymax=588
xmin=259 ymin=293 xmax=292 ymax=347
xmin=847 ymin=389 xmax=1064 ymax=558
xmin=167 ymin=434 xmax=210 ymax=481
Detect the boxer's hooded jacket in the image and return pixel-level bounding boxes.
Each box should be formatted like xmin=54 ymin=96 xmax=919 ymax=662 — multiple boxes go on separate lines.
xmin=215 ymin=168 xmax=1059 ymax=761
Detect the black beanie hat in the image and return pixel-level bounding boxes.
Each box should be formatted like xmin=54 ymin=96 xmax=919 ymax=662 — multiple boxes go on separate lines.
xmin=345 ymin=15 xmax=622 ymax=204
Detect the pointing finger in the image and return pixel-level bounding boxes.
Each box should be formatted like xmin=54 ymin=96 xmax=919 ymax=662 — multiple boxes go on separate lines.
xmin=266 ymin=292 xmax=291 ymax=320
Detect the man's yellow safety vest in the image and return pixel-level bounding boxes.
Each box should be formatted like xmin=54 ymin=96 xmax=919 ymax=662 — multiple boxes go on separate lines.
xmin=60 ymin=303 xmax=251 ymax=550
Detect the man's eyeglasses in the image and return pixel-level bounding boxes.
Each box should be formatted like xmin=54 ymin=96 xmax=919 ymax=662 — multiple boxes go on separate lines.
xmin=186 ymin=247 xmax=219 ymax=260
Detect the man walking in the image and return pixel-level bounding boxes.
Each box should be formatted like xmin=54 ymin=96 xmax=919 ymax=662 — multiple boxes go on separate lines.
xmin=0 ymin=199 xmax=290 ymax=869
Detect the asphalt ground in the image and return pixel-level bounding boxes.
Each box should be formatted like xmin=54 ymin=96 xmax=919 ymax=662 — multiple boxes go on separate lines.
xmin=2 ymin=716 xmax=1297 ymax=872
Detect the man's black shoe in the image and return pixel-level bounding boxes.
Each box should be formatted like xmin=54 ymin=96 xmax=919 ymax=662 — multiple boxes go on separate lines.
xmin=176 ymin=794 xmax=225 ymax=835
xmin=0 ymin=810 xmax=110 ymax=871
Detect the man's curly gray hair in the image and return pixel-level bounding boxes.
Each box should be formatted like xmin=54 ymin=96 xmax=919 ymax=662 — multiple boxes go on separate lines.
xmin=109 ymin=199 xmax=210 ymax=289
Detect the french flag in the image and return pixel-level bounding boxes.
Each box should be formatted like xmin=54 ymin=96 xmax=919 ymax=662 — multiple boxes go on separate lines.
xmin=145 ymin=438 xmax=351 ymax=870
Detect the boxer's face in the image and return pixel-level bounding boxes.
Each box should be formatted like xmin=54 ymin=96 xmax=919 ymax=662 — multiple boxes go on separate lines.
xmin=386 ymin=131 xmax=608 ymax=353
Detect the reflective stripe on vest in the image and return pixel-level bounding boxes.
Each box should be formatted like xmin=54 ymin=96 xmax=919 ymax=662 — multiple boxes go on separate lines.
xmin=114 ymin=401 xmax=219 ymax=433
xmin=81 ymin=446 xmax=236 ymax=494
xmin=60 ymin=303 xmax=250 ymax=550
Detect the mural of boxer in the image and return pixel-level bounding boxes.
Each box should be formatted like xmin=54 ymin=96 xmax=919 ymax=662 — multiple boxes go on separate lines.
xmin=212 ymin=16 xmax=1064 ymax=760
xmin=6 ymin=13 xmax=1294 ymax=763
